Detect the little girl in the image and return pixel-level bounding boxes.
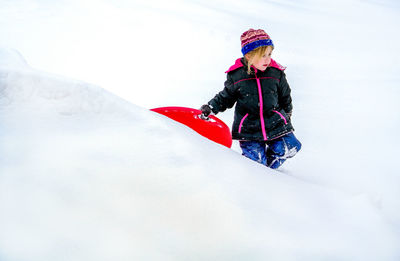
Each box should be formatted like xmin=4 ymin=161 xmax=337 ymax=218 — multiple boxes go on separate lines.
xmin=201 ymin=28 xmax=301 ymax=169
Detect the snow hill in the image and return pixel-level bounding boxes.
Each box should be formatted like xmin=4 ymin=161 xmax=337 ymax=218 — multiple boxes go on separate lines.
xmin=1 ymin=49 xmax=399 ymax=260
xmin=1 ymin=0 xmax=400 ymax=260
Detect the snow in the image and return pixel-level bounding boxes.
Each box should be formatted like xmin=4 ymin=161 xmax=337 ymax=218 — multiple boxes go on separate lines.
xmin=1 ymin=0 xmax=400 ymax=260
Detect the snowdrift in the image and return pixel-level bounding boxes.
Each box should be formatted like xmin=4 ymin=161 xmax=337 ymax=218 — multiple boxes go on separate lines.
xmin=0 ymin=49 xmax=399 ymax=260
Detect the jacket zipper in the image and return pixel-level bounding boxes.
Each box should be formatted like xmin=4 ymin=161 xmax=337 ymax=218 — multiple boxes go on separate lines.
xmin=254 ymin=68 xmax=268 ymax=140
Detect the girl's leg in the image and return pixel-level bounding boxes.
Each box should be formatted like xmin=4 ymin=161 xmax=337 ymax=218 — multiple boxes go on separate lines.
xmin=266 ymin=132 xmax=302 ymax=169
xmin=239 ymin=140 xmax=267 ymax=165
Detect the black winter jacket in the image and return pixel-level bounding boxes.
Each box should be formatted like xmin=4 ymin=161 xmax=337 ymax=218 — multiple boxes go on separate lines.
xmin=208 ymin=58 xmax=294 ymax=141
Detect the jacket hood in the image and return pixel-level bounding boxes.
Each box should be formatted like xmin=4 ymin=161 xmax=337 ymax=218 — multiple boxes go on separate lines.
xmin=225 ymin=58 xmax=286 ymax=73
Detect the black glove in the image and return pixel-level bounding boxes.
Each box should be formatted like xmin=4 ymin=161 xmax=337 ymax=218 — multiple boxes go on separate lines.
xmin=200 ymin=104 xmax=212 ymax=118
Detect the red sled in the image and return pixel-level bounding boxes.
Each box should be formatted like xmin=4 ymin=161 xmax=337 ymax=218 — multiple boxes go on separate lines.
xmin=150 ymin=106 xmax=232 ymax=148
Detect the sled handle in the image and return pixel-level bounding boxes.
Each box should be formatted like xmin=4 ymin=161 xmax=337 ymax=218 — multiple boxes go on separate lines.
xmin=199 ymin=114 xmax=209 ymax=121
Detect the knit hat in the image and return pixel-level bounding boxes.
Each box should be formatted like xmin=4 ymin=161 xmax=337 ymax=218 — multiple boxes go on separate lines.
xmin=240 ymin=29 xmax=274 ymax=55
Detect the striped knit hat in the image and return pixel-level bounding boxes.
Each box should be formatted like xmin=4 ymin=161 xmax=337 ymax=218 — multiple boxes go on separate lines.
xmin=240 ymin=29 xmax=274 ymax=55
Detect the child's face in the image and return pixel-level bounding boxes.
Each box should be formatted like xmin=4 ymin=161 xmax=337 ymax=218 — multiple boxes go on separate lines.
xmin=252 ymin=46 xmax=273 ymax=71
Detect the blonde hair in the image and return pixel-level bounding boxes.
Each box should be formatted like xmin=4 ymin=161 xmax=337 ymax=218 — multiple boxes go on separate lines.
xmin=244 ymin=45 xmax=274 ymax=74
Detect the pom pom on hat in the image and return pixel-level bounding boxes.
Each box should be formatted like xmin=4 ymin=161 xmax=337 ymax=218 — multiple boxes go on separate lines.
xmin=240 ymin=28 xmax=274 ymax=55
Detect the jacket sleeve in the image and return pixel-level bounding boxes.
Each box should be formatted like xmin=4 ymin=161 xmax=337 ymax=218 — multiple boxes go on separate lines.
xmin=278 ymin=71 xmax=293 ymax=113
xmin=207 ymin=74 xmax=238 ymax=114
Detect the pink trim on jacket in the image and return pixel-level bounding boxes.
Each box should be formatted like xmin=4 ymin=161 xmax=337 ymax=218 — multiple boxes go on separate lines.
xmin=225 ymin=58 xmax=286 ymax=73
xmin=272 ymin=110 xmax=287 ymax=125
xmin=238 ymin=113 xmax=249 ymax=133
xmin=225 ymin=58 xmax=244 ymax=73
xmin=234 ymin=76 xmax=279 ymax=85
xmin=269 ymin=59 xmax=287 ymax=71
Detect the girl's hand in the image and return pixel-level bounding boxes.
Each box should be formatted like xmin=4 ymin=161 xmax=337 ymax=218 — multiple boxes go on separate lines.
xmin=200 ymin=104 xmax=212 ymax=118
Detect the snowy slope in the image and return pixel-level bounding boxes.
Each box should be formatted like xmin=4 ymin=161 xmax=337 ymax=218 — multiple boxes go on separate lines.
xmin=0 ymin=49 xmax=399 ymax=261
xmin=1 ymin=0 xmax=400 ymax=259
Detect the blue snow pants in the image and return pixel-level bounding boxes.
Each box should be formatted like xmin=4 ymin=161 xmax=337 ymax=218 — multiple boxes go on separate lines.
xmin=239 ymin=132 xmax=302 ymax=169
